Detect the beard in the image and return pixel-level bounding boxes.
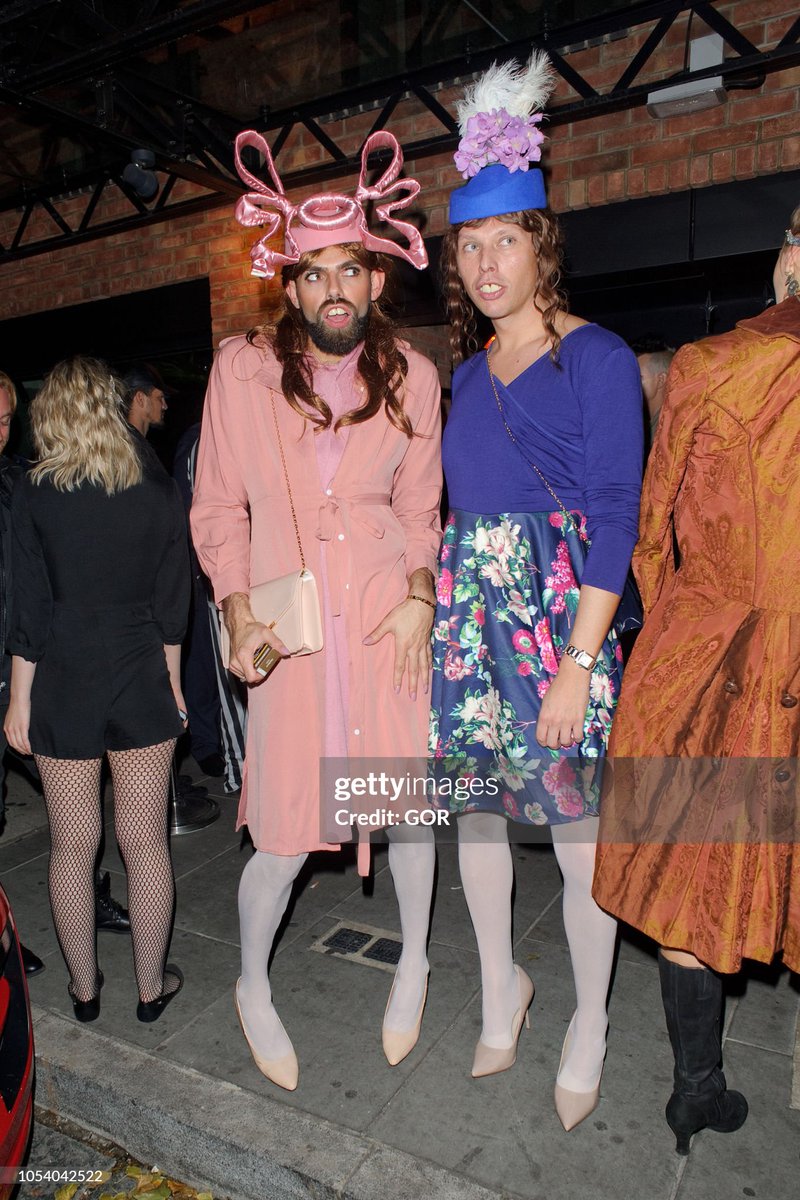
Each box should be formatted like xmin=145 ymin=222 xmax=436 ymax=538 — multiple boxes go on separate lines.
xmin=304 ymin=304 xmax=369 ymax=357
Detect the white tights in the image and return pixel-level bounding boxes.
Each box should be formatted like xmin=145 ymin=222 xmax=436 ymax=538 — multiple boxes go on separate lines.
xmin=385 ymin=821 xmax=435 ymax=1030
xmin=458 ymin=813 xmax=518 ymax=1048
xmin=458 ymin=813 xmax=615 ymax=1084
xmin=237 ymin=825 xmax=435 ymax=1061
xmin=552 ymin=818 xmax=616 ymax=1089
xmin=237 ymin=848 xmax=307 ymax=1062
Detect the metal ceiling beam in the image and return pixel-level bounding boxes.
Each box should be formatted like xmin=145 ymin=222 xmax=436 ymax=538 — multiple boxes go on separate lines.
xmin=0 ymin=183 xmax=223 ymax=263
xmin=9 ymin=0 xmax=281 ymax=92
xmin=0 ymin=0 xmax=56 ymax=27
xmin=2 ymin=0 xmax=799 ymax=265
xmin=0 ymin=81 xmax=242 ymax=199
xmin=250 ymin=5 xmax=799 ymax=141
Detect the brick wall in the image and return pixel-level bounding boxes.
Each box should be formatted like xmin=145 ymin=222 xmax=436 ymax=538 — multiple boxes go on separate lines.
xmin=1 ymin=0 xmax=797 ymax=348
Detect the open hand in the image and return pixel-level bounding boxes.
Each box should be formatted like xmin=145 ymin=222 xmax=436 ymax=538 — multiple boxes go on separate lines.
xmin=364 ymin=598 xmax=434 ymax=700
xmin=535 ymin=660 xmax=591 ymax=749
xmin=5 ymin=698 xmax=32 ymax=756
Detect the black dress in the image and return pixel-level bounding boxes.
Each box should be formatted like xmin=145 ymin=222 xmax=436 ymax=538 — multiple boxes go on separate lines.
xmin=8 ymin=455 xmax=190 ymax=759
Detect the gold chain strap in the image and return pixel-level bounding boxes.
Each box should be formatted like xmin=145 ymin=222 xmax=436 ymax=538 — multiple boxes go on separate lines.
xmin=486 ymin=350 xmax=581 ymax=538
xmin=269 ymin=391 xmax=306 ymax=571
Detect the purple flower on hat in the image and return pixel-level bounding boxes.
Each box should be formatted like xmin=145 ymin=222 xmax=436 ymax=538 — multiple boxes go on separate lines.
xmin=454 ymin=108 xmax=546 ymax=180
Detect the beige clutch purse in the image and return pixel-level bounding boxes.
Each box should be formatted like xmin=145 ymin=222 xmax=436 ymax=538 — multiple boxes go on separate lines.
xmin=220 ymin=567 xmax=323 ymax=676
xmin=219 ymin=392 xmax=323 ymax=679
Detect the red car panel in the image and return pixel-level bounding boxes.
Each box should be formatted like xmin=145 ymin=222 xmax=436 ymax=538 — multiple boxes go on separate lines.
xmin=0 ymin=884 xmax=34 ymax=1198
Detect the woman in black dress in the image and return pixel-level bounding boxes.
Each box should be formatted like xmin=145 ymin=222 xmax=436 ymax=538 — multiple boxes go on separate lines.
xmin=4 ymin=356 xmax=189 ymax=1022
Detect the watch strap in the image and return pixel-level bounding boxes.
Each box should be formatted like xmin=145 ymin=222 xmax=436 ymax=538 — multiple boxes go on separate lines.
xmin=565 ymin=643 xmax=596 ymax=670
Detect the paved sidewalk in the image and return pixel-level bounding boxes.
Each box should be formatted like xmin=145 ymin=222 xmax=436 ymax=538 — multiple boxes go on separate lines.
xmin=2 ymin=757 xmax=799 ymax=1200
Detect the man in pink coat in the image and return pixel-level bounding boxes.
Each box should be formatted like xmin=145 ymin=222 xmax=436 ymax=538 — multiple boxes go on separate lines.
xmin=191 ymin=130 xmax=442 ymax=1090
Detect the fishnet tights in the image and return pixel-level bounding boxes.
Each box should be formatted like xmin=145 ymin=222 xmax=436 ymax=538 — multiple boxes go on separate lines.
xmin=37 ymin=739 xmax=178 ymax=1004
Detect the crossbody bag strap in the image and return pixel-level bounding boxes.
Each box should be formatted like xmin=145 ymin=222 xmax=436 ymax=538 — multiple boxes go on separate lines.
xmin=485 ymin=350 xmax=582 ymax=539
xmin=269 ymin=391 xmax=307 ymax=571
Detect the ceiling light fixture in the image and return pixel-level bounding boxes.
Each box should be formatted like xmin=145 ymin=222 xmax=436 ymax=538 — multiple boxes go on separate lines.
xmin=122 ymin=149 xmax=159 ymax=200
xmin=647 ymin=33 xmax=727 ymax=119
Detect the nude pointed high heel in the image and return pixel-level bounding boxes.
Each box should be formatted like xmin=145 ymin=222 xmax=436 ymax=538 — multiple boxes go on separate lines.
xmin=382 ymin=971 xmax=429 ymax=1066
xmin=234 ymin=979 xmax=299 ymax=1091
xmin=554 ymin=1012 xmax=605 ymax=1131
xmin=471 ymin=965 xmax=534 ymax=1079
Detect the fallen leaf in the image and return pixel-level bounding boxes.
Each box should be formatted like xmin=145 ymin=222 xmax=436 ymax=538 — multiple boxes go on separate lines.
xmin=165 ymin=1182 xmax=195 ymax=1197
xmin=134 ymin=1176 xmax=163 ymax=1194
xmin=54 ymin=1186 xmax=78 ymax=1200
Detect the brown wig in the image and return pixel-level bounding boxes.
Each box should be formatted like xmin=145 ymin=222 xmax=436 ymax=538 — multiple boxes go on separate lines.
xmin=247 ymin=242 xmax=412 ymax=437
xmin=441 ymin=209 xmax=568 ymax=367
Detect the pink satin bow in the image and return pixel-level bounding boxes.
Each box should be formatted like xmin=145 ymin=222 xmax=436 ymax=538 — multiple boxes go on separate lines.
xmin=234 ymin=128 xmax=428 ymax=279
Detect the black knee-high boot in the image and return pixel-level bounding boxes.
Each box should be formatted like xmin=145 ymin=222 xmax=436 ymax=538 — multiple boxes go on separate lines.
xmin=658 ymin=953 xmax=748 ymax=1155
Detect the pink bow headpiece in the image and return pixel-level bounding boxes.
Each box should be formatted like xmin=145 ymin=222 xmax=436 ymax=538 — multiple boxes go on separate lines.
xmin=234 ymin=129 xmax=428 ymax=279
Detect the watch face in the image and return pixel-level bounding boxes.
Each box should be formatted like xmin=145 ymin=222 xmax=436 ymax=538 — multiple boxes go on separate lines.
xmin=567 ymin=645 xmax=594 ymax=669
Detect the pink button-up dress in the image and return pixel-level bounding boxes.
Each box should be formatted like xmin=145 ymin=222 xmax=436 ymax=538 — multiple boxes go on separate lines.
xmin=191 ymin=336 xmax=442 ymax=872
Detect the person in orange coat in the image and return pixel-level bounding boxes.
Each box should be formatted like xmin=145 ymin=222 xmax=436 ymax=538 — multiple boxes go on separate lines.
xmin=593 ymin=207 xmax=800 ymax=1155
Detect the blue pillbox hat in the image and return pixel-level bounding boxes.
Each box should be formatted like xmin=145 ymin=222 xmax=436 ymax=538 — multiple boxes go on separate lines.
xmin=448 ymin=164 xmax=547 ymax=225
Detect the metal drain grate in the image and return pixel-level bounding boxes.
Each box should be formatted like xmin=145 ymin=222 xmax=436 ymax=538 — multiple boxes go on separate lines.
xmin=310 ymin=920 xmax=402 ymax=974
xmin=322 ymin=927 xmax=372 ymax=955
xmin=363 ymin=937 xmax=402 ymax=966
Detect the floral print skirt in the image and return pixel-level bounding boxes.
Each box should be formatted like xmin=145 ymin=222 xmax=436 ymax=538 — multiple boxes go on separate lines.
xmin=429 ymin=509 xmax=624 ymax=826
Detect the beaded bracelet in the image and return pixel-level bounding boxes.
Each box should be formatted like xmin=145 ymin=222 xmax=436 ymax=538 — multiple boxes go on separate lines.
xmin=408 ymin=593 xmax=437 ymax=610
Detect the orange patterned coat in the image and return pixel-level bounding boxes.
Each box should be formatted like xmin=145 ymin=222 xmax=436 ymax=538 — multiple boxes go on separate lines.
xmin=593 ymin=298 xmax=800 ymax=973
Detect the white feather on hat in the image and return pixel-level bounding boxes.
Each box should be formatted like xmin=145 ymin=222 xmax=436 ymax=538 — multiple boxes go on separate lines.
xmin=455 ymin=50 xmax=556 ymax=138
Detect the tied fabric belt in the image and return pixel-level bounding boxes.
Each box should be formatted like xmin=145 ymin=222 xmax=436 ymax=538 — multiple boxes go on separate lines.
xmin=315 ymin=492 xmax=391 ymax=616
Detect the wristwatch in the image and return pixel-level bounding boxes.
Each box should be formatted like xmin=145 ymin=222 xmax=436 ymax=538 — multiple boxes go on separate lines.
xmin=564 ymin=643 xmax=596 ymax=671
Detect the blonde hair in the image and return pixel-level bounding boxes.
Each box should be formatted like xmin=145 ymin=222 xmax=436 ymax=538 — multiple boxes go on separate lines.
xmin=30 ymin=356 xmax=142 ymax=495
xmin=0 ymin=370 xmax=17 ymax=412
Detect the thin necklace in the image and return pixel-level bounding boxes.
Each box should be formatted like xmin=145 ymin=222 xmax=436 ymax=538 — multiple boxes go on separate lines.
xmin=486 ymin=350 xmax=574 ymax=526
xmin=487 ymin=331 xmax=551 ymax=365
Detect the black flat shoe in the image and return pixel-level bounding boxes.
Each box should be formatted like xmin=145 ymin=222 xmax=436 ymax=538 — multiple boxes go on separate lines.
xmin=21 ymin=945 xmax=45 ymax=976
xmin=137 ymin=965 xmax=184 ymax=1023
xmin=177 ymin=774 xmax=210 ymax=797
xmin=95 ymin=870 xmax=131 ymax=934
xmin=196 ymin=753 xmax=225 ymax=778
xmin=68 ymin=972 xmax=104 ymax=1023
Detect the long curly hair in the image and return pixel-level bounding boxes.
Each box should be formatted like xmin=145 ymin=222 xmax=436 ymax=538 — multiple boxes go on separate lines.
xmin=441 ymin=209 xmax=568 ymax=367
xmin=30 ymin=356 xmax=142 ymax=495
xmin=247 ymin=243 xmax=412 ymax=437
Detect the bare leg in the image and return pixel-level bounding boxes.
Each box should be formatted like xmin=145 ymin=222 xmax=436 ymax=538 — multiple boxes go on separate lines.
xmin=661 ymin=948 xmax=704 ymax=968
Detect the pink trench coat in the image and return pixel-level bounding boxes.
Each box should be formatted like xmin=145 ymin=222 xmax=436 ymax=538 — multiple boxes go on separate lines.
xmin=191 ymin=336 xmax=442 ymax=871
